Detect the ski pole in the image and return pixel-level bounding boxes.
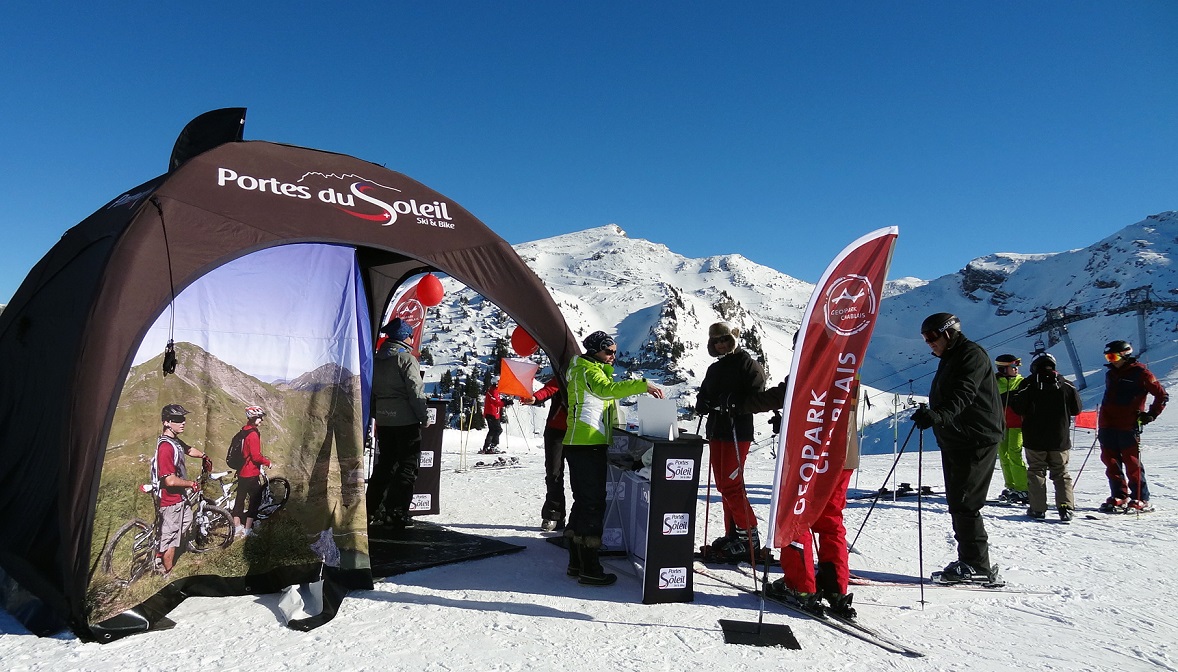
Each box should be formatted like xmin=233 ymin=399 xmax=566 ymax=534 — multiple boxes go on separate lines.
xmin=916 ymin=426 xmax=926 ymax=609
xmin=848 ymin=420 xmax=918 ymax=552
xmin=1072 ymin=431 xmax=1100 ymax=488
xmin=702 ymin=449 xmax=715 ymax=556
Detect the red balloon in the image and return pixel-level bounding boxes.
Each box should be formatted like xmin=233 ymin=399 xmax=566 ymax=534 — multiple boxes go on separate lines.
xmin=511 ymin=326 xmax=539 ymax=356
xmin=416 ymin=273 xmax=444 ymax=307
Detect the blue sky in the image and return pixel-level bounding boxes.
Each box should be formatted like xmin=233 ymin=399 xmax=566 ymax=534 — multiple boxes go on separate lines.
xmin=2 ymin=2 xmax=1175 ymax=305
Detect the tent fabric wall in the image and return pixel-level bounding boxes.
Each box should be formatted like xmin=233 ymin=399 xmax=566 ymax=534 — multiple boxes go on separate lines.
xmin=0 ymin=139 xmax=579 ymax=639
xmin=88 ymin=244 xmax=370 ymax=631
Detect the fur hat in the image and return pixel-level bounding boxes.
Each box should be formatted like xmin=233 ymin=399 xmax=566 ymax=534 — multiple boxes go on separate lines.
xmin=706 ymin=322 xmax=739 ymax=357
xmin=708 ymin=321 xmax=740 ymax=341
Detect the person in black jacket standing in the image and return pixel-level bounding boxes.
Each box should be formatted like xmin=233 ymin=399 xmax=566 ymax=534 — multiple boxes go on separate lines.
xmin=695 ymin=321 xmax=767 ymax=562
xmin=912 ymin=313 xmax=1004 ymax=585
xmin=1010 ymin=353 xmax=1081 ymax=521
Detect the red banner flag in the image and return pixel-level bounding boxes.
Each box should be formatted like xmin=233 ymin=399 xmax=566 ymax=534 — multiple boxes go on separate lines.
xmin=766 ymin=227 xmax=899 ymax=549
xmin=380 ymin=276 xmax=430 ymax=357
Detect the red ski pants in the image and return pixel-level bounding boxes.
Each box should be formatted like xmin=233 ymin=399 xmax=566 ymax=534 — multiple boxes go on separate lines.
xmin=1098 ymin=428 xmax=1150 ymax=502
xmin=780 ymin=469 xmax=854 ymax=594
xmin=708 ymin=440 xmax=757 ymax=531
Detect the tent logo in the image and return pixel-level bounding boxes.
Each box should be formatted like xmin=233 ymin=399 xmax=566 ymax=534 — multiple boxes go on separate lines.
xmin=298 ymin=171 xmax=456 ymax=228
xmin=215 ymin=168 xmax=457 ymax=229
xmin=823 ymin=274 xmax=877 ymax=336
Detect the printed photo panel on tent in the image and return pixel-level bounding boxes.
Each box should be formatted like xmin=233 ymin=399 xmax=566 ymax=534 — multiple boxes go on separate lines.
xmin=87 ymin=244 xmax=372 ymax=626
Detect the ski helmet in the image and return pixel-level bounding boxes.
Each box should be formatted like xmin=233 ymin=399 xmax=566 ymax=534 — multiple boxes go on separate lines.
xmin=245 ymin=405 xmax=266 ymax=419
xmin=920 ymin=312 xmax=960 ymax=337
xmin=1104 ymin=340 xmax=1132 ymax=357
xmin=160 ymin=403 xmax=190 ymax=422
xmin=995 ymin=354 xmax=1021 ymax=367
xmin=1031 ymin=353 xmax=1057 ymax=373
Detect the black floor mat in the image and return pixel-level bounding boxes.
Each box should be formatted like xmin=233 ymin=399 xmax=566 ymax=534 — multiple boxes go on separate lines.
xmin=369 ymin=520 xmax=525 ymax=578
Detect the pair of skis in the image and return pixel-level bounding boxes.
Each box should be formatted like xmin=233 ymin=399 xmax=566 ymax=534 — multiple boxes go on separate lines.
xmin=693 ymin=562 xmax=925 ymax=658
xmin=472 ymin=456 xmax=521 ymax=470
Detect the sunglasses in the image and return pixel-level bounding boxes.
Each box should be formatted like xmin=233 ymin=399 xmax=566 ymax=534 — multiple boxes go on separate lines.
xmin=602 ymin=348 xmax=617 ymax=356
xmin=166 ymin=415 xmax=187 ymax=423
xmin=922 ymin=332 xmax=943 ymax=345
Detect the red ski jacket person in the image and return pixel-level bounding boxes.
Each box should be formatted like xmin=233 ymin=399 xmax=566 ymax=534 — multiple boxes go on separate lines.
xmin=1096 ymin=340 xmax=1167 ymax=512
xmin=484 ymin=384 xmax=505 ymax=420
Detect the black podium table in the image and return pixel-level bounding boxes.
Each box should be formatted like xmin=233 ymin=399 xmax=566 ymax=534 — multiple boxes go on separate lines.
xmin=410 ymin=399 xmax=449 ymax=516
xmin=606 ymin=430 xmax=704 ymax=604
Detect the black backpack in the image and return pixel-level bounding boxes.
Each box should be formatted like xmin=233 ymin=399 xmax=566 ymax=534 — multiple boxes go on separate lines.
xmin=226 ymin=427 xmax=257 ymax=471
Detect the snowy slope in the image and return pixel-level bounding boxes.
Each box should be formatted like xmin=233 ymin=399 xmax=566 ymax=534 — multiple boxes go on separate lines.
xmin=3 ymin=415 xmax=1175 ymax=671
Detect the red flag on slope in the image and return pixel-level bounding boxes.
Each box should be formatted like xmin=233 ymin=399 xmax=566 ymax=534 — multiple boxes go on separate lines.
xmin=1075 ymin=409 xmax=1098 ymax=430
xmin=378 ymin=275 xmax=436 ymax=357
xmin=766 ymin=226 xmax=899 ymax=549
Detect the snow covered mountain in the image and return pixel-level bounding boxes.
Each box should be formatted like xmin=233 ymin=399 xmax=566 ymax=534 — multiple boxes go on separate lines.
xmin=420 ymin=213 xmax=1178 ymax=450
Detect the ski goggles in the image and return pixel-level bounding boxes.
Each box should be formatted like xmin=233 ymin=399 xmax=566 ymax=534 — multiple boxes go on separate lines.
xmin=165 ymin=414 xmax=187 ymax=423
xmin=995 ymin=359 xmax=1021 ymax=368
xmin=1104 ymin=352 xmax=1126 ymax=363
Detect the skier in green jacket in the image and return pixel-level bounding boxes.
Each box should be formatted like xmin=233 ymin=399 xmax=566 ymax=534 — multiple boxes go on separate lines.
xmin=995 ymin=354 xmax=1029 ymax=504
xmin=562 ymin=330 xmax=663 ymax=586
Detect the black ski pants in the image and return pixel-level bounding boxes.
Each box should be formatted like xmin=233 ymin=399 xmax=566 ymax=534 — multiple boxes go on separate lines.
xmin=483 ymin=416 xmax=503 ymax=449
xmin=541 ymin=427 xmax=566 ymax=521
xmin=940 ymin=441 xmax=998 ymax=573
xmin=368 ymin=423 xmax=423 ymax=518
xmin=564 ymin=443 xmax=608 ymax=543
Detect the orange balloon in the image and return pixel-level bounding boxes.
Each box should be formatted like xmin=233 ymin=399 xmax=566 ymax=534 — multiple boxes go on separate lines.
xmin=417 ymin=273 xmax=444 ymax=307
xmin=511 ymin=326 xmax=539 ymax=356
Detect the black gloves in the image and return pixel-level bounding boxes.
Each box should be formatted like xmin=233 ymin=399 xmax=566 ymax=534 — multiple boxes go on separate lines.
xmin=769 ymin=411 xmax=782 ymax=434
xmin=912 ymin=407 xmax=937 ymax=430
xmin=1139 ymin=412 xmax=1156 ymax=426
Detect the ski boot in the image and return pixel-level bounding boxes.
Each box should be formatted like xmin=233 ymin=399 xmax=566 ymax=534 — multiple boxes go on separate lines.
xmin=577 ymin=537 xmax=617 ymax=586
xmin=1126 ymin=499 xmax=1154 ymax=513
xmin=565 ymin=533 xmax=581 ymax=577
xmin=766 ymin=579 xmax=824 ymax=617
xmin=700 ymin=529 xmax=736 ymax=563
xmin=1057 ymin=505 xmax=1075 ymax=522
xmin=1026 ymin=508 xmax=1046 ymax=520
xmin=933 ymin=561 xmax=1004 ymax=587
xmin=711 ymin=527 xmax=761 ymax=564
xmin=821 ymin=590 xmax=857 ymax=619
xmin=1099 ymin=497 xmax=1128 ymax=513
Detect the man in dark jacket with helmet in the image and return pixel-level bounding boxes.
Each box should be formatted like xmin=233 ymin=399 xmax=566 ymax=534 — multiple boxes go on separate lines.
xmin=912 ymin=313 xmax=1004 ymax=585
xmin=1010 ymin=353 xmax=1081 ymax=521
xmin=1097 ymin=340 xmax=1168 ymax=513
